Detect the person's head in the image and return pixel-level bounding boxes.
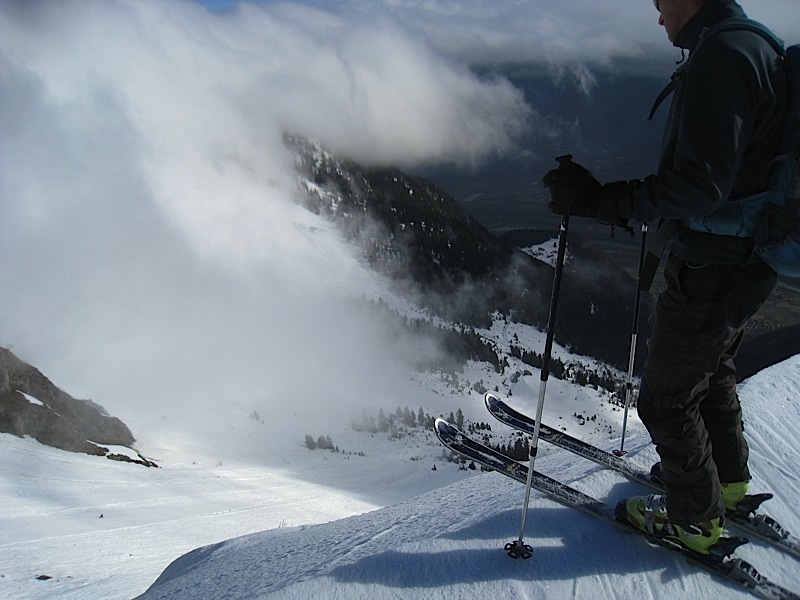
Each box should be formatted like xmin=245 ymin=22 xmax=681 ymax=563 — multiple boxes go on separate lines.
xmin=653 ymin=0 xmax=708 ymax=42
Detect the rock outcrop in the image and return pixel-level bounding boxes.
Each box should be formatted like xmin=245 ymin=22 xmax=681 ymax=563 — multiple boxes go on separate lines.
xmin=0 ymin=347 xmax=155 ymax=466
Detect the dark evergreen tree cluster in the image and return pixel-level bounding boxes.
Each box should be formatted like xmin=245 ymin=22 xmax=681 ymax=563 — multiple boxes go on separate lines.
xmin=573 ymin=412 xmax=598 ymax=425
xmin=429 ymin=327 xmax=501 ymax=372
xmin=352 ymin=405 xmax=495 ymax=446
xmin=352 ymin=405 xmax=439 ymax=435
xmin=509 ymin=345 xmax=566 ymax=379
xmin=509 ymin=344 xmax=622 ymax=394
xmin=491 ymin=435 xmax=530 ymax=461
xmin=303 ymin=434 xmax=338 ymax=452
xmin=571 ymin=366 xmax=620 ymax=394
xmin=467 ymin=421 xmax=492 ymax=434
xmin=440 ymin=449 xmax=489 ymax=472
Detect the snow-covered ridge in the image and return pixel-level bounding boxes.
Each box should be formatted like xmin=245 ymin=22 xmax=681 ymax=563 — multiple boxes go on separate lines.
xmin=521 ymin=237 xmax=572 ymax=268
xmin=136 ymin=356 xmax=800 ymax=600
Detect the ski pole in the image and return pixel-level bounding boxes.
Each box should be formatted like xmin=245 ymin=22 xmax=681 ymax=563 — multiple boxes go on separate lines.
xmin=505 ymin=210 xmax=570 ymax=560
xmin=614 ymin=222 xmax=648 ymax=457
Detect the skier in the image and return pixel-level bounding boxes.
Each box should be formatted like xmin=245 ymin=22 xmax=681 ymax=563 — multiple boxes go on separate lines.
xmin=543 ymin=0 xmax=789 ymax=554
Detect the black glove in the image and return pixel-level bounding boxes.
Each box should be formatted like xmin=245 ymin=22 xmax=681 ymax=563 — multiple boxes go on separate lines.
xmin=542 ymin=155 xmax=602 ymax=218
xmin=543 ymin=155 xmax=633 ymax=231
xmin=598 ymin=180 xmax=635 ymax=230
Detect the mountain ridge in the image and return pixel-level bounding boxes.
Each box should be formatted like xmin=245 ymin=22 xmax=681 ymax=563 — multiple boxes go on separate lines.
xmin=291 ymin=136 xmax=654 ymax=369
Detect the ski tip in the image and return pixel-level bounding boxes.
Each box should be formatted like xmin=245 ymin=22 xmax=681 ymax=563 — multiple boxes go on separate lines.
xmin=484 ymin=392 xmax=501 ymax=408
xmin=434 ymin=417 xmax=455 ymax=435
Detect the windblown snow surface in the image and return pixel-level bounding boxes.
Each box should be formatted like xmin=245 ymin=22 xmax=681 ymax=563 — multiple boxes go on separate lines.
xmin=1 ymin=355 xmax=798 ymax=600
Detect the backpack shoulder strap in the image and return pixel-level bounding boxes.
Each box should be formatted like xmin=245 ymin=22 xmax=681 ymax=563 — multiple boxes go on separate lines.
xmin=648 ymin=18 xmax=786 ymax=121
xmin=703 ymin=18 xmax=786 ymax=58
xmin=648 ymin=63 xmax=686 ymax=121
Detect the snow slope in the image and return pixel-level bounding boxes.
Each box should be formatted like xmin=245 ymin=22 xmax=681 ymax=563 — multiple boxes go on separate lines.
xmin=2 ymin=355 xmax=796 ymax=600
xmin=137 ymin=355 xmax=800 ymax=600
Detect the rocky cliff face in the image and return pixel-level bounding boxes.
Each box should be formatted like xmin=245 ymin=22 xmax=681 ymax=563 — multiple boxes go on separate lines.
xmin=0 ymin=347 xmax=153 ymax=465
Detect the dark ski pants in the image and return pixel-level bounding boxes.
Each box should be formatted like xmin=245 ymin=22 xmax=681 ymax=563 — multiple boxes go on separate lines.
xmin=637 ymin=254 xmax=777 ymax=526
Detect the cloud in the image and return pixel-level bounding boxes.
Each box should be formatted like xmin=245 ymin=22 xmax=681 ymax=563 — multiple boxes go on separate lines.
xmin=1 ymin=0 xmax=797 ymax=453
xmin=1 ymin=0 xmax=461 ymax=447
xmin=318 ymin=0 xmax=800 ymax=67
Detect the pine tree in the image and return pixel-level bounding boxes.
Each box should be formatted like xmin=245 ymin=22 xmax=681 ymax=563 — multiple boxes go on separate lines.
xmin=512 ymin=438 xmax=524 ymax=459
xmin=377 ymin=408 xmax=388 ymax=433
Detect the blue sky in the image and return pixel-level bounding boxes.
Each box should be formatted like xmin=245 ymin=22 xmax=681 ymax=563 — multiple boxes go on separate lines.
xmin=198 ymin=0 xmax=236 ymax=9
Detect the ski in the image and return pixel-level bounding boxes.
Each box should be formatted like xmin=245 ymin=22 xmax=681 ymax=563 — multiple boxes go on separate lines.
xmin=485 ymin=392 xmax=800 ymax=559
xmin=435 ymin=418 xmax=799 ymax=600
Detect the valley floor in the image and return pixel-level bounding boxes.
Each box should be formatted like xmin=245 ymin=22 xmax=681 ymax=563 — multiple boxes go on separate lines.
xmin=0 ymin=430 xmax=465 ymax=600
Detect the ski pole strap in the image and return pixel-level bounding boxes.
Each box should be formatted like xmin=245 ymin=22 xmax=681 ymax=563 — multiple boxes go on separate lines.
xmin=638 ymin=218 xmax=681 ymax=292
xmin=648 ymin=59 xmax=688 ymax=121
